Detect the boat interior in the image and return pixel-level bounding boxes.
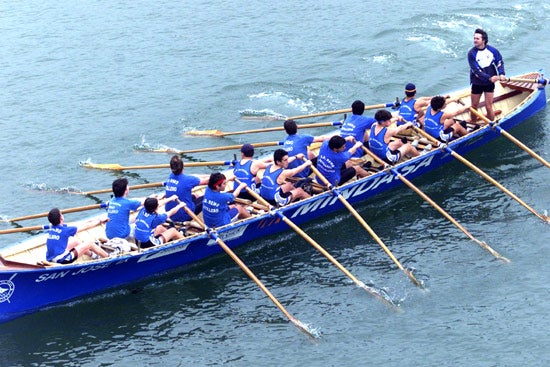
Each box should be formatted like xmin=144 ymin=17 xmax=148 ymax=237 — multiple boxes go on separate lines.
xmin=0 ymin=73 xmax=541 ymax=270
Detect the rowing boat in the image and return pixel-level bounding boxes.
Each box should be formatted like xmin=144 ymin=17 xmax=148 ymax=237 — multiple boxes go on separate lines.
xmin=0 ymin=72 xmax=547 ymax=324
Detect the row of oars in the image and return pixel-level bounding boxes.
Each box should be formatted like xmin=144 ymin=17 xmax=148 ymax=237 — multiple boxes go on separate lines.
xmin=3 ymin=83 xmax=549 ymax=339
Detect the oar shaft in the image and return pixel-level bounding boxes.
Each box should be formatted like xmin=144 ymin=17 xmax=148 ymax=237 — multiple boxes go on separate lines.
xmin=179 ymin=141 xmax=284 ymax=154
xmin=237 ymin=181 xmax=397 ymax=308
xmin=223 ymin=121 xmax=342 ymax=136
xmin=0 ymin=225 xmax=46 ymax=235
xmin=414 ymin=127 xmax=549 ymax=223
xmin=8 ymin=203 xmax=106 ymax=222
xmin=469 ymin=107 xmax=550 ymax=169
xmin=180 ymin=204 xmax=313 ymax=336
xmin=81 ymin=182 xmax=164 ymax=196
xmin=186 ymin=121 xmax=343 ymax=137
xmin=309 ymin=165 xmax=423 ymax=288
xmin=362 ymin=146 xmax=508 ymax=261
xmin=82 ymin=161 xmax=235 ymax=171
xmin=286 ymin=102 xmax=394 ymax=120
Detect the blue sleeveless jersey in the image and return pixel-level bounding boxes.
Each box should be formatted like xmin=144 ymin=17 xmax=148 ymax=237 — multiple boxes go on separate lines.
xmin=424 ymin=106 xmax=445 ymax=139
xmin=260 ymin=164 xmax=283 ymax=200
xmin=368 ymin=122 xmax=389 ymax=160
xmin=397 ymin=98 xmax=416 ymax=125
xmin=233 ymin=159 xmax=255 ymax=187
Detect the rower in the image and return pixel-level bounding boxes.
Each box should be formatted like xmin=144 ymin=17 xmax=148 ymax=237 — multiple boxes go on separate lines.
xmin=164 ymin=155 xmax=209 ymax=224
xmin=394 ymin=83 xmax=432 ymax=128
xmin=134 ymin=196 xmax=186 ymax=249
xmin=369 ymin=109 xmax=427 ymax=164
xmin=203 ymin=173 xmax=251 ymax=228
xmin=283 ymin=119 xmax=328 ymax=177
xmin=232 ymin=144 xmax=271 ymax=202
xmin=339 ymin=100 xmax=376 ymax=158
xmin=315 ymin=135 xmax=369 ymax=186
xmin=424 ymin=95 xmax=470 ymax=142
xmin=259 ymin=149 xmax=312 ymax=206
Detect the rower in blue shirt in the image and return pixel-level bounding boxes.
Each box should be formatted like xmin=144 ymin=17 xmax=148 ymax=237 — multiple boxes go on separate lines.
xmin=203 ymin=173 xmax=251 ymax=228
xmin=259 ymin=149 xmax=312 ymax=206
xmin=339 ymin=100 xmax=375 ymax=158
xmin=283 ymin=119 xmax=328 ymax=177
xmin=315 ymin=135 xmax=368 ymax=186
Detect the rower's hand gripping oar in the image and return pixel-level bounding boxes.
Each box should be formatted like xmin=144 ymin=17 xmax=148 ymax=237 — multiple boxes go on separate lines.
xmin=185 ymin=121 xmax=343 ymax=137
xmin=308 ymin=164 xmax=424 ymax=288
xmin=361 ymin=146 xmax=510 ymax=263
xmin=413 ymin=126 xmax=550 ymax=224
xmin=234 ymin=179 xmax=399 ymax=309
xmin=469 ymin=107 xmax=550 ymax=169
xmin=178 ymin=202 xmax=318 ymax=339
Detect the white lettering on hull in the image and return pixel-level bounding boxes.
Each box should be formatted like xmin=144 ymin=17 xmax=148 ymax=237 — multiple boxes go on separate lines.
xmin=291 ymin=155 xmax=434 ymax=218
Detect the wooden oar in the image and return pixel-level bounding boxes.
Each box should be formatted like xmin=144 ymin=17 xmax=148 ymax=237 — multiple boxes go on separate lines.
xmin=362 ymin=147 xmax=510 ymax=262
xmin=74 ymin=182 xmax=164 ymax=196
xmin=504 ymin=77 xmax=548 ymax=85
xmin=236 ymin=180 xmax=397 ymax=308
xmin=7 ymin=203 xmax=107 ymax=223
xmin=136 ymin=141 xmax=284 ymax=155
xmin=80 ymin=160 xmax=235 ymax=171
xmin=469 ymin=107 xmax=550 ymax=169
xmin=413 ymin=127 xmax=550 ymax=223
xmin=185 ymin=121 xmax=343 ymax=137
xmin=0 ymin=224 xmax=48 ymax=235
xmin=180 ymin=204 xmax=317 ymax=338
xmin=243 ymin=101 xmax=399 ymax=121
xmin=309 ymin=165 xmax=424 ymax=288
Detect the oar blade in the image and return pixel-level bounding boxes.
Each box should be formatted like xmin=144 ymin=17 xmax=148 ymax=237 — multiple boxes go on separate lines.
xmin=79 ymin=162 xmax=123 ymax=170
xmin=185 ymin=130 xmax=224 ymax=137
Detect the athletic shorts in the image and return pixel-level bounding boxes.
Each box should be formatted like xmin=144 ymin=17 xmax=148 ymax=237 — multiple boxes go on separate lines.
xmin=53 ymin=248 xmax=78 ymax=264
xmin=274 ymin=189 xmax=292 ymax=206
xmin=439 ymin=127 xmax=454 ymax=142
xmin=471 ymin=83 xmax=495 ymax=94
xmin=141 ymin=235 xmax=163 ymax=249
xmin=385 ymin=149 xmax=401 ymax=164
xmin=338 ymin=167 xmax=357 ymax=185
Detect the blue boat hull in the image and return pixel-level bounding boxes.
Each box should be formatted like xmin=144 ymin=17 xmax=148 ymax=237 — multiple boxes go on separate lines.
xmin=0 ymin=82 xmax=547 ymax=323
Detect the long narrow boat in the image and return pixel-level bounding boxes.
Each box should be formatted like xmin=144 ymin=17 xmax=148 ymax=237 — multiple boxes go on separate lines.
xmin=0 ymin=72 xmax=548 ymax=324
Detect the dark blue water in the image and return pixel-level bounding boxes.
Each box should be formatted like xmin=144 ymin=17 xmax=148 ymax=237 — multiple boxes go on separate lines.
xmin=1 ymin=1 xmax=549 ymax=366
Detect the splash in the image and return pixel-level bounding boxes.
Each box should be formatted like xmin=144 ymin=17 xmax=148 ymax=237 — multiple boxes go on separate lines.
xmin=24 ymin=183 xmax=83 ymax=194
xmin=292 ymin=318 xmax=322 ymax=340
xmin=133 ymin=138 xmax=180 ymax=154
xmin=239 ymin=108 xmax=286 ymax=120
